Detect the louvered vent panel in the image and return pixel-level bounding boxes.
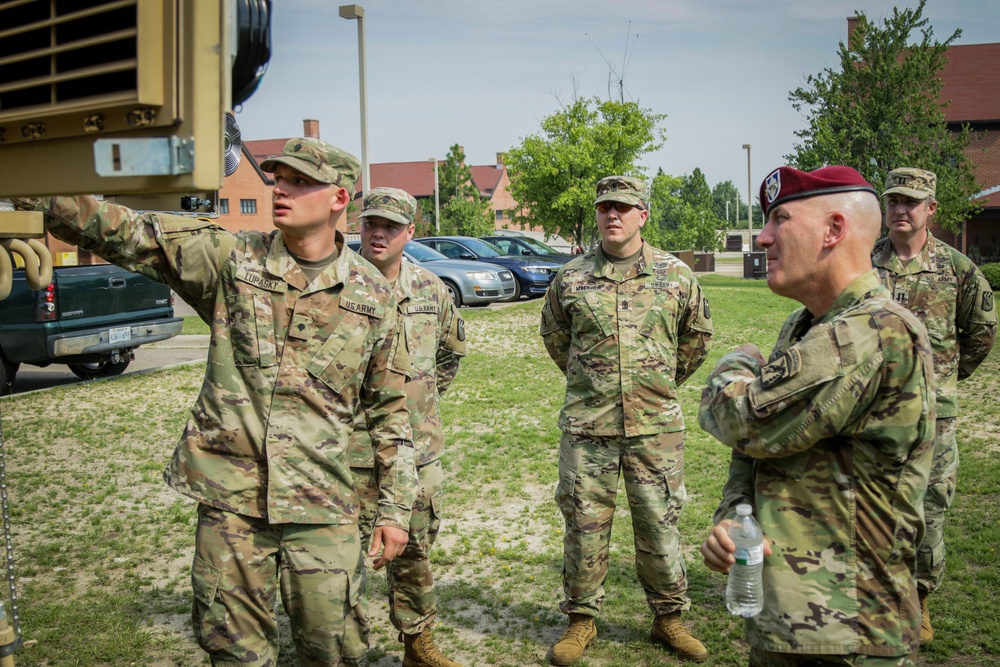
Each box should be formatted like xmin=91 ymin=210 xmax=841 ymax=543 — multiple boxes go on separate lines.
xmin=0 ymin=0 xmax=150 ymax=121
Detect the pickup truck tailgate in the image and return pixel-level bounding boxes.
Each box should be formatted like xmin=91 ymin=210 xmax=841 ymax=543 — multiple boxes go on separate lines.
xmin=55 ymin=265 xmax=172 ymax=321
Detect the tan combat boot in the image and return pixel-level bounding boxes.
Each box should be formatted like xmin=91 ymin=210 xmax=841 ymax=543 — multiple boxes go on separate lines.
xmin=549 ymin=614 xmax=597 ymax=666
xmin=651 ymin=612 xmax=708 ymax=663
xmin=402 ymin=626 xmax=465 ymax=667
xmin=919 ymin=591 xmax=934 ymax=643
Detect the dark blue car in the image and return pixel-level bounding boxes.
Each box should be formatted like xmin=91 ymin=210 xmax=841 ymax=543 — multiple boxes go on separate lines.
xmin=415 ymin=236 xmax=560 ymax=300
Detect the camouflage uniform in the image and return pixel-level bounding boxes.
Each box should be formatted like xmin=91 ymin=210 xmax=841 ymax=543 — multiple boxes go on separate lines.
xmin=540 ymin=241 xmax=713 ymax=617
xmin=350 ymin=258 xmax=466 ymax=634
xmin=873 ymin=231 xmax=997 ymax=594
xmin=700 ymin=271 xmax=936 ymax=658
xmin=19 ymin=180 xmax=414 ymax=666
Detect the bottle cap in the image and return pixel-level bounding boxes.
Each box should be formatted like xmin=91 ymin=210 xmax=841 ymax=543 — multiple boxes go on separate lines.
xmin=736 ymin=503 xmax=753 ymax=516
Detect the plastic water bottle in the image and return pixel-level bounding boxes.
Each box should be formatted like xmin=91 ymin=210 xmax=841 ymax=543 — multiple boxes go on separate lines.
xmin=726 ymin=503 xmax=764 ymax=617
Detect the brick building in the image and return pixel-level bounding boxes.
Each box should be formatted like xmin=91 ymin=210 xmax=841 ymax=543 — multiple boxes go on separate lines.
xmin=219 ymin=119 xmax=526 ymax=238
xmin=939 ymin=42 xmax=1000 ymax=263
xmin=847 ymin=17 xmax=1000 ymax=262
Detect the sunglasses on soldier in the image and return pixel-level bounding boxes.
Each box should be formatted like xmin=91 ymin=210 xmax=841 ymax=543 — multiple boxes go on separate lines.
xmin=596 ymin=201 xmax=636 ymax=214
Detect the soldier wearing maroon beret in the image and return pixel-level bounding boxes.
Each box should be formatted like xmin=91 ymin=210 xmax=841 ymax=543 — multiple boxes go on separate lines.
xmin=700 ymin=166 xmax=936 ymax=666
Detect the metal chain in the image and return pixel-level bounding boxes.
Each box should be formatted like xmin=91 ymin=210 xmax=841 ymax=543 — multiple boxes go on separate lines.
xmin=0 ymin=403 xmax=21 ymax=638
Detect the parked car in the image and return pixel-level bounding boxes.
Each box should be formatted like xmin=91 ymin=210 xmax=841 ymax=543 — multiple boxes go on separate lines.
xmin=415 ymin=236 xmax=560 ymax=300
xmin=0 ymin=264 xmax=182 ymax=394
xmin=346 ymin=240 xmax=515 ymax=307
xmin=480 ymin=234 xmax=575 ymax=265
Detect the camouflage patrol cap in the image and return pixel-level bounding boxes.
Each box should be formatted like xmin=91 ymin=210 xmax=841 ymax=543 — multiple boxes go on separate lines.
xmin=359 ymin=187 xmax=417 ymax=226
xmin=595 ymin=175 xmax=647 ymax=209
xmin=882 ymin=167 xmax=937 ymax=200
xmin=260 ymin=137 xmax=360 ymax=196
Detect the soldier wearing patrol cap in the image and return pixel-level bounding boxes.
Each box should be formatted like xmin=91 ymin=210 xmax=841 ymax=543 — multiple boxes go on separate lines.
xmin=13 ymin=137 xmax=415 ymax=666
xmin=700 ymin=165 xmax=936 ymax=666
xmin=872 ymin=167 xmax=997 ymax=643
xmin=348 ymin=187 xmax=467 ymax=667
xmin=540 ymin=175 xmax=714 ymax=664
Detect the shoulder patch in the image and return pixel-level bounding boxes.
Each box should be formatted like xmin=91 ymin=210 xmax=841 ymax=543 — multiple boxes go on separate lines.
xmin=760 ymin=348 xmax=802 ymax=389
xmin=457 ymin=317 xmax=466 ymax=341
xmin=984 ymin=290 xmax=994 ymax=312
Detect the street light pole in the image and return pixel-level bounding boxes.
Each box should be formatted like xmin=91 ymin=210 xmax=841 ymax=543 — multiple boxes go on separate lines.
xmin=339 ymin=5 xmax=369 ymax=199
xmin=742 ymin=144 xmax=752 ymax=250
xmin=429 ymin=157 xmax=440 ymax=233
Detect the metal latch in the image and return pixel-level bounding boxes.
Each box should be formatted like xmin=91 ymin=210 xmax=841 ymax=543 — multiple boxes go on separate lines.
xmin=93 ymin=137 xmax=195 ymax=177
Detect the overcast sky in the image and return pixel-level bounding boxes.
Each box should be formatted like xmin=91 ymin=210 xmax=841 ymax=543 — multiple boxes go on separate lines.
xmin=234 ymin=0 xmax=997 ymax=203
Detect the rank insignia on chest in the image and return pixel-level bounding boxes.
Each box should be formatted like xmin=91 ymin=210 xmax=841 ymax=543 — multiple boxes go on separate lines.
xmin=893 ymin=285 xmax=909 ymax=304
xmin=760 ymin=348 xmax=801 ymax=389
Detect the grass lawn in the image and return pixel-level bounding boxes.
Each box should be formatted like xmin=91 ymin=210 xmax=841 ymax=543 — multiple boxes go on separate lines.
xmin=0 ymin=274 xmax=996 ymax=666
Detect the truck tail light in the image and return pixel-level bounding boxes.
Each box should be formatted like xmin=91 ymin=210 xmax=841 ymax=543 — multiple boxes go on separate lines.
xmin=36 ymin=282 xmax=57 ymax=322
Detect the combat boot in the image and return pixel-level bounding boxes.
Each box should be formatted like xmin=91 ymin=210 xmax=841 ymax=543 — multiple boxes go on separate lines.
xmin=919 ymin=591 xmax=934 ymax=643
xmin=402 ymin=626 xmax=465 ymax=667
xmin=549 ymin=614 xmax=597 ymax=666
xmin=651 ymin=612 xmax=708 ymax=663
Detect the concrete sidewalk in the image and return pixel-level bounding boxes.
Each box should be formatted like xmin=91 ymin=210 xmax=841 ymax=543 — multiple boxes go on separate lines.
xmin=149 ymin=334 xmax=209 ymax=349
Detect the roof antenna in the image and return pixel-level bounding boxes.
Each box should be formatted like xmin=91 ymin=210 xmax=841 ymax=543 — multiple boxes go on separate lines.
xmin=585 ymin=22 xmax=638 ymax=103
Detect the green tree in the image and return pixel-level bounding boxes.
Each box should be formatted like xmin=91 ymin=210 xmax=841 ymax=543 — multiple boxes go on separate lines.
xmin=505 ymin=96 xmax=667 ymax=249
xmin=440 ymin=196 xmax=493 ymax=237
xmin=428 ymin=143 xmax=493 ymax=236
xmin=711 ymin=180 xmax=741 ymax=228
xmin=646 ymin=169 xmax=723 ymax=252
xmin=787 ymin=0 xmax=980 ymax=231
xmin=438 ymin=144 xmax=480 ymax=204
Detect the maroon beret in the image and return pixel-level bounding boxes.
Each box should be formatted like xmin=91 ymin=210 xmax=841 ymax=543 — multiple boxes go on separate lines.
xmin=760 ymin=166 xmax=876 ymax=216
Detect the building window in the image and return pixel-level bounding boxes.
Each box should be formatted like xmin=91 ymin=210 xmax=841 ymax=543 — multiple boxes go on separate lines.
xmin=495 ymin=210 xmax=504 ymax=221
xmin=240 ymin=198 xmax=257 ymax=214
xmin=219 ymin=198 xmax=229 ymax=214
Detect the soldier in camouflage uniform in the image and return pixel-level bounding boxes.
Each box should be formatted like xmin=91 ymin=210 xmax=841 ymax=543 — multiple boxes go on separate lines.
xmin=539 ymin=176 xmax=714 ymax=665
xmin=348 ymin=187 xmax=467 ymax=667
xmin=13 ymin=138 xmax=415 ymax=667
xmin=872 ymin=167 xmax=997 ymax=643
xmin=700 ymin=166 xmax=936 ymax=666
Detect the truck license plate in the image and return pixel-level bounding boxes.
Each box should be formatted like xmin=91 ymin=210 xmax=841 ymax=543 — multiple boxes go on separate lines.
xmin=109 ymin=326 xmax=131 ymax=344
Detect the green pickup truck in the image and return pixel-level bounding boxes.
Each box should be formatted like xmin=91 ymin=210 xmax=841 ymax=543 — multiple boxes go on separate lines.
xmin=0 ymin=264 xmax=183 ymax=395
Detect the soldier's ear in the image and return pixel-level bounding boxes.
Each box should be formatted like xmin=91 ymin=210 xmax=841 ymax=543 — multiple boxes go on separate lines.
xmin=330 ymin=186 xmax=351 ymax=213
xmin=823 ymin=211 xmax=848 ymax=249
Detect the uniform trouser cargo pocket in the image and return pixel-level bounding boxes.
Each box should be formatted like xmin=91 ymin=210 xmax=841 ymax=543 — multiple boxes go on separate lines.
xmin=193 ymin=505 xmax=370 ymax=666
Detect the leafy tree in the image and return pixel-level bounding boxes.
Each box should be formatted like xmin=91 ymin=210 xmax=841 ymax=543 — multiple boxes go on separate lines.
xmin=440 ymin=196 xmax=493 ymax=238
xmin=644 ymin=169 xmax=683 ymax=249
xmin=426 ymin=143 xmax=493 ymax=236
xmin=646 ymin=169 xmax=723 ymax=252
xmin=711 ymin=180 xmax=742 ymax=228
xmin=787 ymin=0 xmax=980 ymax=231
xmin=505 ymin=96 xmax=666 ymax=249
xmin=681 ymin=168 xmax=714 ymax=213
xmin=438 ymin=144 xmax=480 ymax=204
